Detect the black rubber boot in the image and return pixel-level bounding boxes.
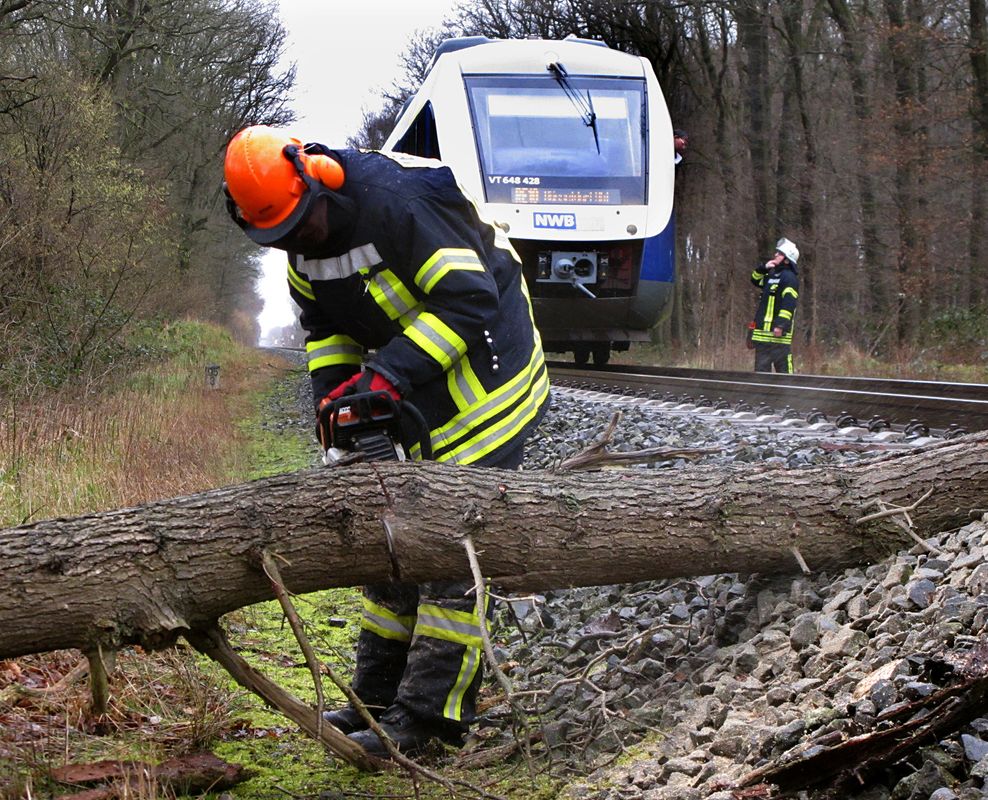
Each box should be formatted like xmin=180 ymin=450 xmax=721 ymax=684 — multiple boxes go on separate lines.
xmin=321 ymin=704 xmax=381 ymax=735
xmin=347 ymin=705 xmax=465 ymax=758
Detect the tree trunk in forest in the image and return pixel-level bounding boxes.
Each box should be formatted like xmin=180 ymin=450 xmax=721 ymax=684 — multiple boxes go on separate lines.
xmin=684 ymin=1 xmax=746 ymax=349
xmin=827 ymin=0 xmax=890 ymax=340
xmin=884 ymin=0 xmax=929 ymax=345
xmin=778 ymin=0 xmax=823 ymax=345
xmin=970 ymin=0 xmax=988 ymax=306
xmin=736 ymin=0 xmax=774 ymax=253
xmin=1 ymin=433 xmax=986 ymax=661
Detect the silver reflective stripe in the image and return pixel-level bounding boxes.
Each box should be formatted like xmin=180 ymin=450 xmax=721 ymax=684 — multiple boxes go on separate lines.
xmin=450 ymin=359 xmax=481 ymax=407
xmin=300 ymin=243 xmax=382 ymax=281
xmin=377 ymin=151 xmax=445 ymax=170
xmin=362 ymin=607 xmax=412 ymax=640
xmin=416 ymin=610 xmax=483 ymax=643
xmin=369 ymin=272 xmax=419 ymax=318
xmin=307 ymin=340 xmax=362 ymax=367
xmin=408 ymin=316 xmax=462 ymax=365
xmin=445 ymin=369 xmax=549 ymax=463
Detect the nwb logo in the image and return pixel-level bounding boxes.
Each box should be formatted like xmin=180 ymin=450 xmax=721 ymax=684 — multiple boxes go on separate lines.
xmin=533 ymin=212 xmax=576 ymax=229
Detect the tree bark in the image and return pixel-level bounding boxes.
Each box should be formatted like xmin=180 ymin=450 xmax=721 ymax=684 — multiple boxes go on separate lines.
xmin=735 ymin=0 xmax=774 ymax=253
xmin=970 ymin=0 xmax=988 ymax=306
xmin=1 ymin=433 xmax=986 ymax=661
xmin=826 ymin=0 xmax=890 ymax=336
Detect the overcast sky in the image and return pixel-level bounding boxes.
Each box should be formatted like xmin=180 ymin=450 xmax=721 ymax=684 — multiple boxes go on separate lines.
xmin=256 ymin=0 xmax=458 ymax=340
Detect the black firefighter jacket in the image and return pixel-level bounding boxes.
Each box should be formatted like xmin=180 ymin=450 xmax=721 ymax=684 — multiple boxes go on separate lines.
xmin=750 ymin=262 xmax=799 ymax=346
xmin=285 ymin=149 xmax=549 ymax=466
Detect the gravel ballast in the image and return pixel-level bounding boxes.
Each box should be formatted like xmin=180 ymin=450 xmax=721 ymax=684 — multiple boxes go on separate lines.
xmin=268 ymin=358 xmax=988 ymax=799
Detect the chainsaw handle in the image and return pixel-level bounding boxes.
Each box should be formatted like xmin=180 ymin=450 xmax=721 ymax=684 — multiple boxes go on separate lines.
xmin=401 ymin=400 xmax=432 ymax=461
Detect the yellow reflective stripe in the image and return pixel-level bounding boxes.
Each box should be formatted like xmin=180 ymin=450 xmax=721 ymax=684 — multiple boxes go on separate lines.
xmin=443 ymin=646 xmax=481 ymax=721
xmin=447 ymin=355 xmax=486 ymax=411
xmin=288 ymin=262 xmax=315 ymax=301
xmin=782 ymin=287 xmax=798 ymax=300
xmin=427 ymin=344 xmax=544 ymax=449
xmin=439 ymin=363 xmax=550 ymax=464
xmin=751 ymin=331 xmax=793 ymax=344
xmin=405 ymin=312 xmax=467 ymax=371
xmin=763 ymin=295 xmax=776 ymax=328
xmin=778 ymin=309 xmax=793 ymax=321
xmin=751 ymin=271 xmax=765 ymax=283
xmin=414 ymin=603 xmax=484 ymax=648
xmin=360 ymin=598 xmax=414 ymax=642
xmin=415 ymin=593 xmax=489 ymax=722
xmin=365 ymin=268 xmax=419 ymax=321
xmin=412 ymin=349 xmax=548 ymax=463
xmin=415 ymin=249 xmax=485 ymax=294
xmin=306 ymin=335 xmax=363 ymax=372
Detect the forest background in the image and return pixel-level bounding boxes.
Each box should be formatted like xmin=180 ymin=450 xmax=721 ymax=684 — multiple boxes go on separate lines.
xmin=1 ymin=1 xmax=987 ymax=794
xmin=2 ymin=0 xmax=988 ymax=401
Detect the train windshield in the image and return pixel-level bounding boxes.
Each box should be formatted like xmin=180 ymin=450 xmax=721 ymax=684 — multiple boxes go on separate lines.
xmin=465 ymin=75 xmax=646 ymax=205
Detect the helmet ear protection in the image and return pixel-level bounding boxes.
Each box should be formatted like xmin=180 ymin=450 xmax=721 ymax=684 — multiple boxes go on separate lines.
xmin=223 ymin=126 xmax=345 ymax=246
xmin=303 ymin=152 xmax=345 ymax=191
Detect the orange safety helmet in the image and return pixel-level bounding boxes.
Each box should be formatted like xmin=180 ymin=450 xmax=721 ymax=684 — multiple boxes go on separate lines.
xmin=223 ymin=125 xmax=345 ymax=245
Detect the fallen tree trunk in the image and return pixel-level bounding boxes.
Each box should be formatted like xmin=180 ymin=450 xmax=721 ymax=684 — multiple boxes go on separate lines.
xmin=1 ymin=432 xmax=986 ymax=660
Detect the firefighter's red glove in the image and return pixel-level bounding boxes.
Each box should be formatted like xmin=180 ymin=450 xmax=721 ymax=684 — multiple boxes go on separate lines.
xmin=326 ymin=369 xmax=401 ymax=403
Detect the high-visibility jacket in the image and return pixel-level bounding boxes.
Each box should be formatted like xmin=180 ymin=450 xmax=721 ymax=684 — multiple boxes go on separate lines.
xmin=286 ymin=149 xmax=549 ymax=466
xmin=750 ymin=262 xmax=799 ymax=346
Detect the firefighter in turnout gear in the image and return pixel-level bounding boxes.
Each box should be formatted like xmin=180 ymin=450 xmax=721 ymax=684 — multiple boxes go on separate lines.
xmin=749 ymin=237 xmax=800 ymax=373
xmin=223 ymin=126 xmax=549 ymax=758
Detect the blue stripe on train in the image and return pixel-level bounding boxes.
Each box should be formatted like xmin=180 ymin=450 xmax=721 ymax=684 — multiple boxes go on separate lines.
xmin=640 ymin=217 xmax=675 ymax=283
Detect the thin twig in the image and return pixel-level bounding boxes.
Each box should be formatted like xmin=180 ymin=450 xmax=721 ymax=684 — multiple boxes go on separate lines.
xmin=790 ymin=546 xmax=811 ymax=575
xmin=464 ymin=536 xmax=538 ymax=781
xmin=856 ymin=487 xmax=934 ymax=523
xmin=0 ymin=658 xmax=89 ymax=708
xmin=261 ymin=549 xmax=326 ymax=738
xmin=260 ymin=550 xmax=397 ymax=765
xmin=856 ymin=488 xmax=941 ymax=554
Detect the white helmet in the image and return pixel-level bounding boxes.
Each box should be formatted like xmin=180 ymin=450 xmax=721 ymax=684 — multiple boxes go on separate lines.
xmin=775 ymin=237 xmax=799 ymax=265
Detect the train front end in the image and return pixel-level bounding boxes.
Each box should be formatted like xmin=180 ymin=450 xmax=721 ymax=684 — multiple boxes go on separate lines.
xmin=384 ymin=37 xmax=676 ymax=365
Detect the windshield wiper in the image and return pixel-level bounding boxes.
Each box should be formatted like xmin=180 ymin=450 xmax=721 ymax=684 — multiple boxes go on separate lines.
xmin=547 ymin=61 xmax=600 ymax=154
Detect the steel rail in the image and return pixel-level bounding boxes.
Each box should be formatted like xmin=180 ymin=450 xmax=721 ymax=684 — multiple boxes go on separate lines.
xmin=547 ymin=362 xmax=988 ymax=434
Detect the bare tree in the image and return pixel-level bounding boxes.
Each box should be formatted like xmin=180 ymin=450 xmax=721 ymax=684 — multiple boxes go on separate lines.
xmin=969 ymin=0 xmax=988 ymax=306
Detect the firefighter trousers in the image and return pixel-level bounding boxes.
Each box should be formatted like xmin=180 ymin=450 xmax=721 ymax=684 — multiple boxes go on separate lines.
xmin=348 ymin=442 xmax=525 ymax=729
xmin=754 ymin=342 xmax=794 ymax=374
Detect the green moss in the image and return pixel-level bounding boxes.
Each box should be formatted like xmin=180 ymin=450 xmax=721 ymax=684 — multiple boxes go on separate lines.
xmin=238 ymin=369 xmax=314 ymax=480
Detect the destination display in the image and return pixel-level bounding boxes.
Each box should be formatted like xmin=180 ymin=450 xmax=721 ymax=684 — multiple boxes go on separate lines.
xmin=510 ymin=186 xmax=619 ymax=205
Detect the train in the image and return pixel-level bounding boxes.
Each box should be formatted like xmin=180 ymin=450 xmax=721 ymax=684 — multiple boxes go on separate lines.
xmin=382 ymin=35 xmax=677 ymax=365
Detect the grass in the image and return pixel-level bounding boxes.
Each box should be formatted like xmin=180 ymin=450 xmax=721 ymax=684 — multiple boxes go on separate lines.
xmin=0 ymin=319 xmax=317 ymax=797
xmin=0 ymin=320 xmax=257 ymax=528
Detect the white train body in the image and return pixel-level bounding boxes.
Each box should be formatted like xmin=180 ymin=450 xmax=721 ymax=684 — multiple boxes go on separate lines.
xmin=383 ymin=36 xmax=676 ymax=364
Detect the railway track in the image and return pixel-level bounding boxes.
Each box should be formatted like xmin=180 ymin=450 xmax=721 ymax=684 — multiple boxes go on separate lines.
xmin=547 ymin=362 xmax=988 ymax=437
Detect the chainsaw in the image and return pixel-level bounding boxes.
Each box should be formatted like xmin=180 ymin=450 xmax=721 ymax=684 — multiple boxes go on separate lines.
xmin=318 ymin=390 xmax=431 ymax=466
